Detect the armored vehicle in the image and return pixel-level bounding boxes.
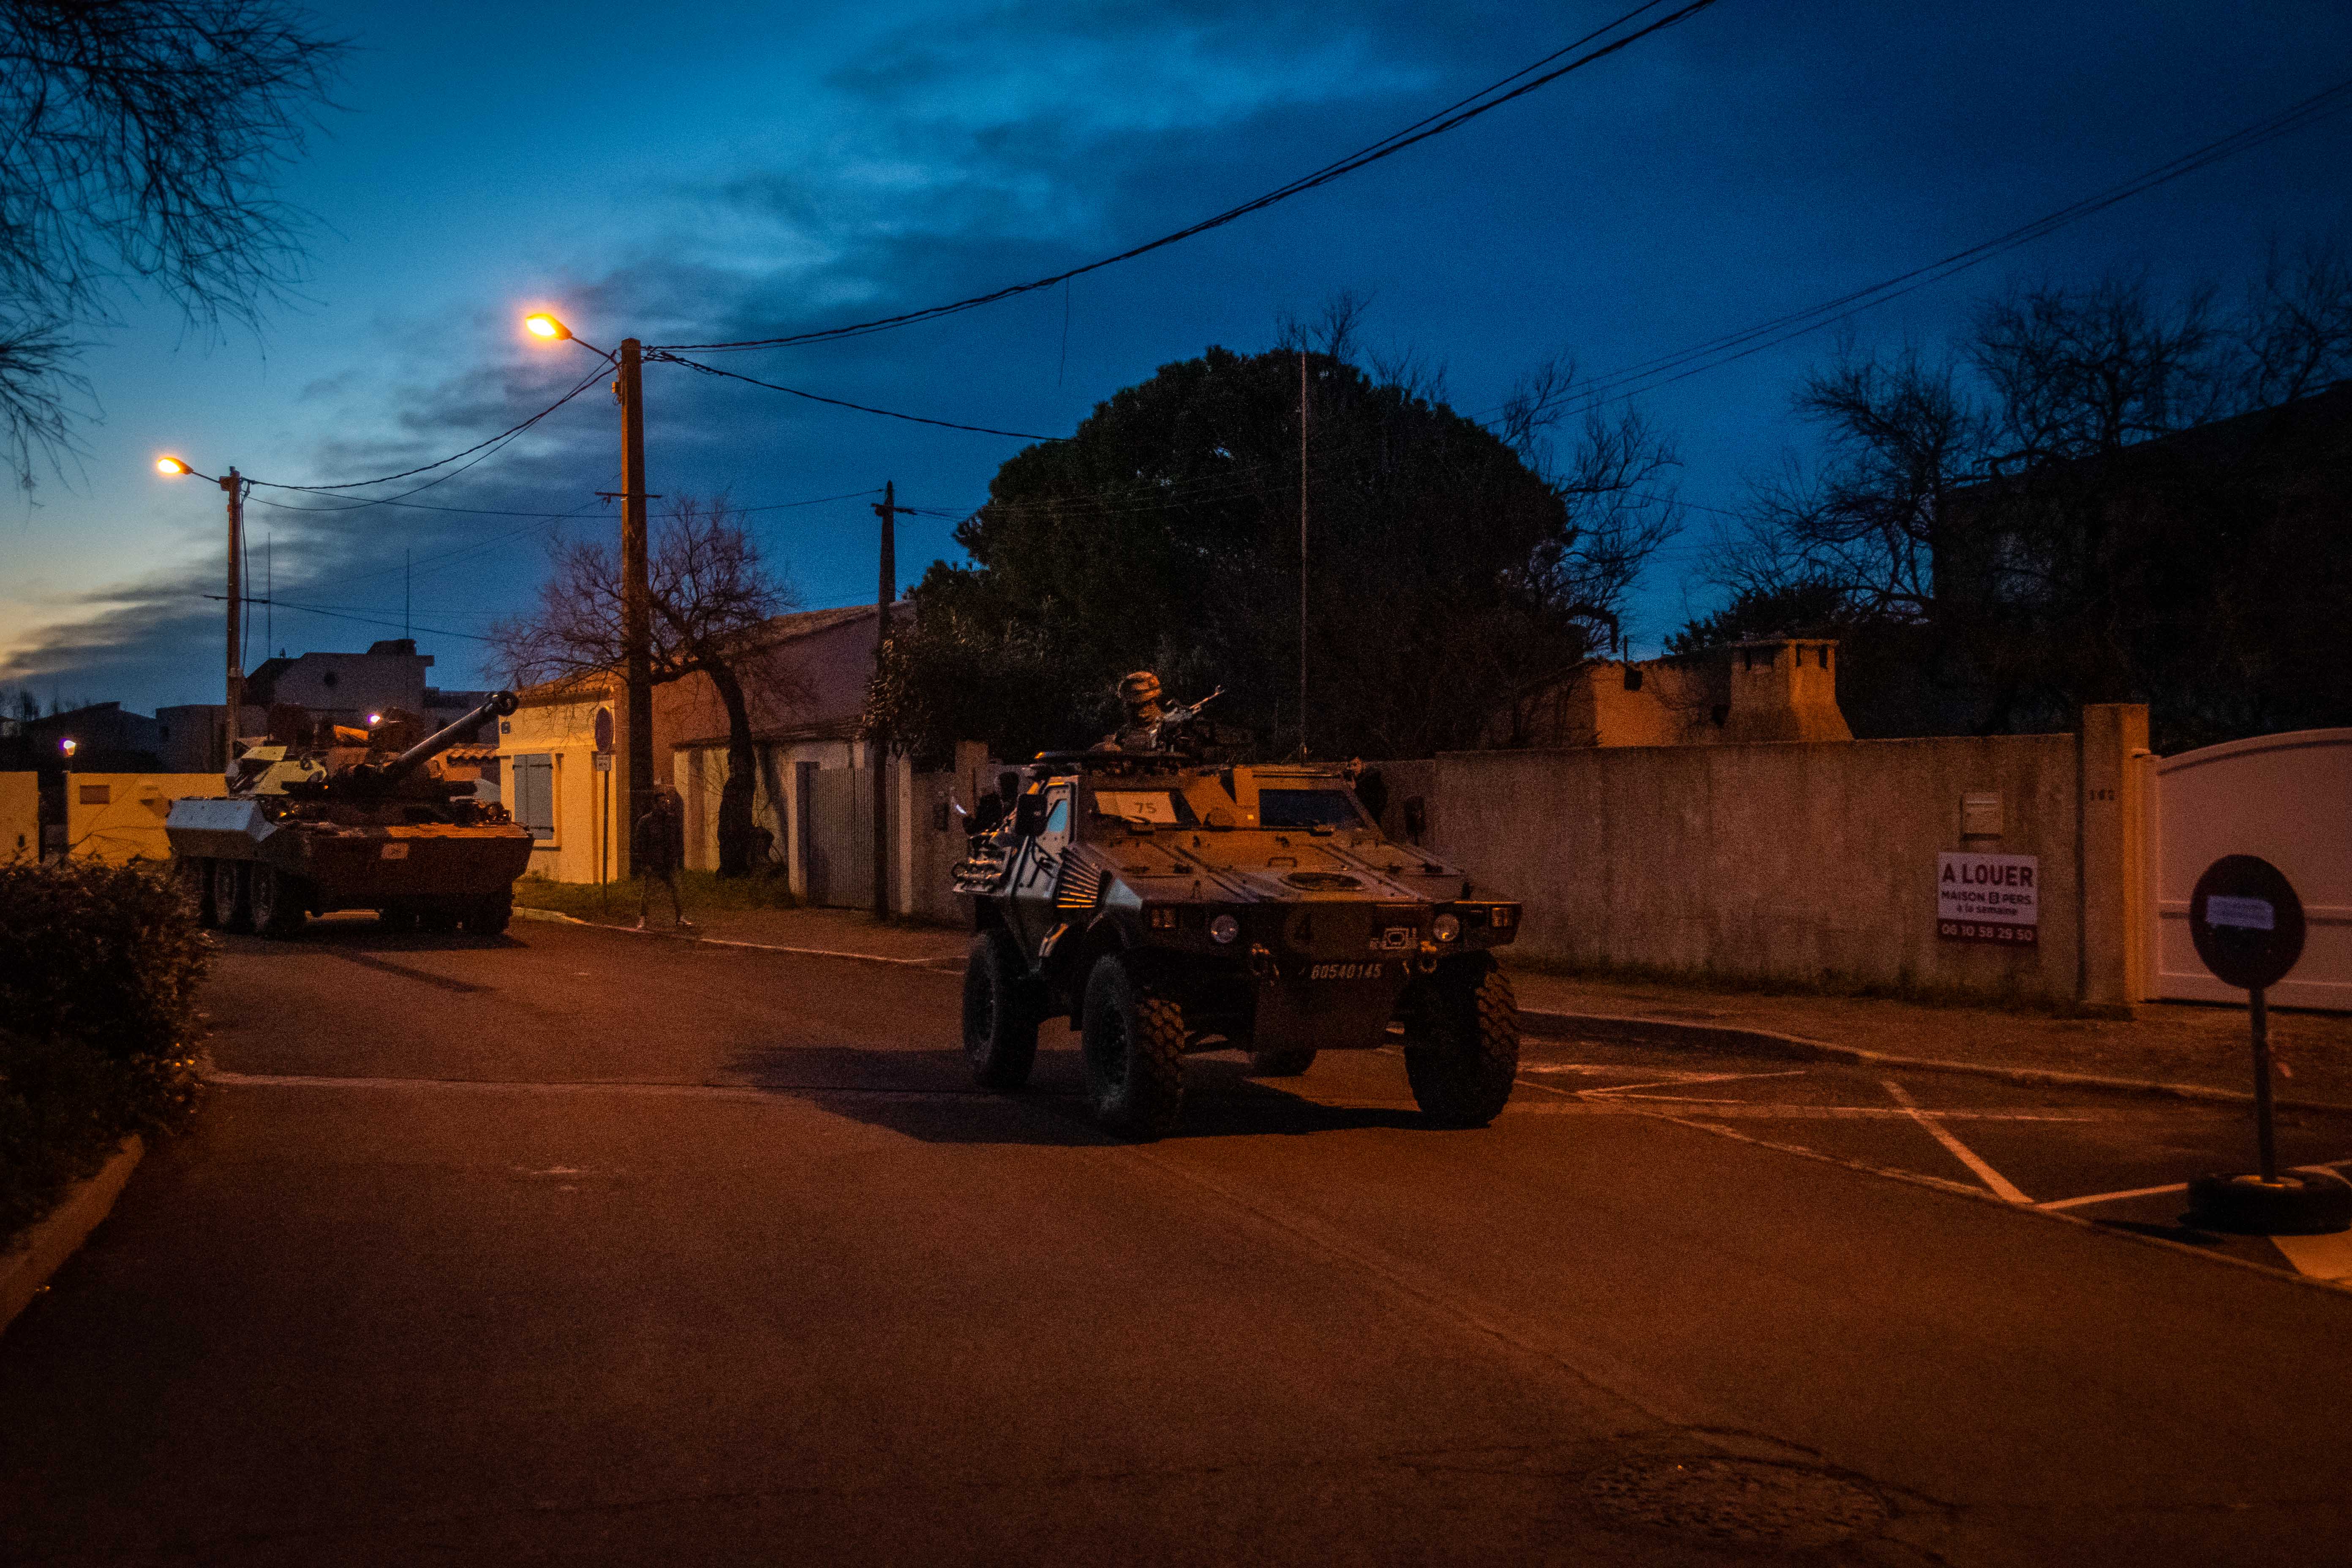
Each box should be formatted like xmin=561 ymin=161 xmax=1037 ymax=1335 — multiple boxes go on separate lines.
xmin=954 ymin=751 xmax=1522 ymax=1139
xmin=165 ymin=691 xmax=529 ymax=938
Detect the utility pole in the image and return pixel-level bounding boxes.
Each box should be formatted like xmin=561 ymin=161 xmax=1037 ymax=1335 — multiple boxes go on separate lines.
xmin=222 ymin=467 xmax=244 ymax=776
xmin=872 ymin=481 xmax=898 ymax=922
xmin=1298 ymin=352 xmax=1309 ymax=760
xmin=616 ymin=338 xmax=655 ymax=866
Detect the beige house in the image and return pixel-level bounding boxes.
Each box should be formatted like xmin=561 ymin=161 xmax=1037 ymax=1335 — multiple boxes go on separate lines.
xmin=495 ymin=675 xmax=626 ymax=885
xmin=496 ymin=603 xmax=910 ymax=886
xmin=1486 ymin=638 xmax=1854 ymax=749
xmin=657 ymin=603 xmax=908 ymax=877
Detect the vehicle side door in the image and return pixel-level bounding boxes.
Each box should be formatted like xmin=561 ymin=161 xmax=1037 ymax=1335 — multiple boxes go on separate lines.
xmin=1006 ymin=784 xmax=1072 ymax=958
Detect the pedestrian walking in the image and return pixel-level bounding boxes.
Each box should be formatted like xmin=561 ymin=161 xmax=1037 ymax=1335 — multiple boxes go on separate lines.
xmin=633 ymin=790 xmax=693 ymax=930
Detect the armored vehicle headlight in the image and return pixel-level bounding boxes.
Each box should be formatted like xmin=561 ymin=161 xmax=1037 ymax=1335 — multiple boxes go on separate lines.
xmin=1210 ymin=914 xmax=1241 ymax=945
xmin=1433 ymin=913 xmax=1462 ymax=942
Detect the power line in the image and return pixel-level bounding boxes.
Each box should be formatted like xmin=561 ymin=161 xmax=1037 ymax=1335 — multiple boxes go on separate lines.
xmin=280 ymin=487 xmax=890 ymax=599
xmin=652 ymin=0 xmax=1721 ymax=354
xmin=206 ymin=594 xmax=498 ymax=645
xmin=241 ymin=363 xmax=612 ymax=493
xmin=1477 ymin=70 xmax=2352 ymax=428
xmin=652 ymin=351 xmax=1062 ymax=440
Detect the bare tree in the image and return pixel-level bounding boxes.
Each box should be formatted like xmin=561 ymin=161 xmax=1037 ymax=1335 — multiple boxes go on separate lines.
xmin=1710 ymin=342 xmax=1986 ymax=622
xmin=1496 ymin=353 xmax=1682 ymax=653
xmin=0 ymin=0 xmax=344 ymax=490
xmin=2234 ymin=233 xmax=2352 ymax=408
xmin=1698 ymin=247 xmax=2352 ymax=742
xmin=491 ymin=497 xmax=803 ymax=877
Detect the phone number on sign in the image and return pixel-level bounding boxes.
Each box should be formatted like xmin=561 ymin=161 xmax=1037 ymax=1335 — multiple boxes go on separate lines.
xmin=1937 ymin=919 xmax=2039 ymax=945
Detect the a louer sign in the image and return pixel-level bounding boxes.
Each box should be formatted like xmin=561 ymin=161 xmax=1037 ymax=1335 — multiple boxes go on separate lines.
xmin=1936 ymin=852 xmax=2039 ymax=946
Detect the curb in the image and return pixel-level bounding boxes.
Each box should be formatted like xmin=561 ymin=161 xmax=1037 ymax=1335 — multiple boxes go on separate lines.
xmin=513 ymin=904 xmax=963 ymax=970
xmin=1516 ymin=1008 xmax=2352 ymax=1117
xmin=0 ymin=1136 xmax=143 ymax=1339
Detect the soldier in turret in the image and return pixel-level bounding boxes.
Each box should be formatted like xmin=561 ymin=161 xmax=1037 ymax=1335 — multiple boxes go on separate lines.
xmin=1102 ymin=670 xmax=1167 ymax=751
xmin=1098 ymin=670 xmax=1221 ymax=754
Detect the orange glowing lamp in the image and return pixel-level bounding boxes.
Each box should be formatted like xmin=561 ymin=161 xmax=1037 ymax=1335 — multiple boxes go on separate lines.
xmin=156 ymin=456 xmax=191 ymax=476
xmin=524 ymin=312 xmax=572 ymax=342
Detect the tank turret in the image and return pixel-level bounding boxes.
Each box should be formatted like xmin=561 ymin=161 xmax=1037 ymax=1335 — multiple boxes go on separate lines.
xmin=272 ymin=690 xmax=521 ymax=801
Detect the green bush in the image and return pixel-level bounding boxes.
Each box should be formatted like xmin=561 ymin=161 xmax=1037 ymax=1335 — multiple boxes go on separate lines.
xmin=0 ymin=860 xmax=207 ymax=1249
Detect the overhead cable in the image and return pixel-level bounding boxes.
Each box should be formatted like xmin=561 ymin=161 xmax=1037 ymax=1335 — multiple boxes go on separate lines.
xmin=242 ymin=364 xmax=612 ymax=493
xmin=651 ymin=352 xmax=1062 ymax=440
xmin=651 ymin=0 xmax=1721 ymax=354
xmin=1481 ymin=70 xmax=2352 ymax=427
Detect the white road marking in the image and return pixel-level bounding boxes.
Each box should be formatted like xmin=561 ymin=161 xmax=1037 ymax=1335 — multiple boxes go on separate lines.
xmin=1513 ymin=1101 xmax=2091 ymax=1122
xmin=1881 ymin=1079 xmax=2032 ymax=1205
xmin=2038 ymin=1183 xmax=2189 ymax=1211
xmin=205 ymin=1070 xmax=1024 ymax=1102
xmin=1581 ymin=1069 xmax=1810 ymax=1097
xmin=2268 ymin=1230 xmax=2352 ymax=1283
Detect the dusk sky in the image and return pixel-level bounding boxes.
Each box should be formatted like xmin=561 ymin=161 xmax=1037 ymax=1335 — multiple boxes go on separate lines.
xmin=6 ymin=0 xmax=2348 ymax=714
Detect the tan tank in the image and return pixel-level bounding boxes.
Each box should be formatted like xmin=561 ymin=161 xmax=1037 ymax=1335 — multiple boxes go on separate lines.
xmin=165 ymin=691 xmax=530 ymax=937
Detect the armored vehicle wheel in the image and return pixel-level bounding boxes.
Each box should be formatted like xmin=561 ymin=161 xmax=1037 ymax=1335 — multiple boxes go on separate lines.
xmin=1247 ymin=1047 xmax=1318 ymax=1077
xmin=248 ymin=866 xmax=305 ymax=938
xmin=418 ymin=906 xmax=463 ymax=934
xmin=463 ymin=893 xmax=513 ymax=935
xmin=378 ymin=906 xmax=417 ymax=934
xmin=208 ymin=860 xmax=252 ymax=934
xmin=186 ymin=860 xmax=219 ymax=928
xmin=1403 ymin=958 xmax=1519 ymax=1128
xmin=962 ymin=929 xmax=1041 ymax=1089
xmin=1081 ymin=954 xmax=1186 ymax=1141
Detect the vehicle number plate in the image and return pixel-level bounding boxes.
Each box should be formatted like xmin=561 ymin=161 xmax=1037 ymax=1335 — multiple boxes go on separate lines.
xmin=1308 ymin=961 xmax=1383 ymax=981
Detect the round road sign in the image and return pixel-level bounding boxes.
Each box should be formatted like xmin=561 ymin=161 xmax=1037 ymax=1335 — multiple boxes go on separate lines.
xmin=2189 ymin=855 xmax=2306 ymax=992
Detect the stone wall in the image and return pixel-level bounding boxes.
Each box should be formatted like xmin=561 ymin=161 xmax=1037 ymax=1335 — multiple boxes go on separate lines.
xmin=1418 ymin=710 xmax=2150 ymax=1005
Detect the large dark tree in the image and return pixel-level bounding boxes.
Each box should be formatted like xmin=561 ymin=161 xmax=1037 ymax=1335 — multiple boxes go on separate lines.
xmin=1 ymin=1 xmax=343 ymax=491
xmin=879 ymin=340 xmax=1676 ymax=763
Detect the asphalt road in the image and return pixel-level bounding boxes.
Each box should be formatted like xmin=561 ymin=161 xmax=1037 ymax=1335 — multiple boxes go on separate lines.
xmin=5 ymin=915 xmax=2350 ymax=1566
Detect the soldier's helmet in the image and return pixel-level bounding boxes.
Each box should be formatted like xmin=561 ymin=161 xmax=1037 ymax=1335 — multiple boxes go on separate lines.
xmin=1118 ymin=670 xmax=1163 ymax=708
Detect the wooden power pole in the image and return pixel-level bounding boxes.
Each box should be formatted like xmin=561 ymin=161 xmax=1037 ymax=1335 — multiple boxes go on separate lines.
xmin=1298 ymin=352 xmax=1309 ymax=760
xmin=221 ymin=467 xmax=244 ymax=775
xmin=872 ymin=481 xmax=898 ymax=921
xmin=616 ymin=338 xmax=655 ymax=864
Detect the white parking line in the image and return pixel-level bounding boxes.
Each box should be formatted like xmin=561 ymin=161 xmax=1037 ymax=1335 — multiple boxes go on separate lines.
xmin=2038 ymin=1182 xmax=2188 ymax=1211
xmin=2268 ymin=1230 xmax=2352 ymax=1283
xmin=1581 ymin=1069 xmax=1809 ymax=1098
xmin=1882 ymin=1079 xmax=2032 ymax=1205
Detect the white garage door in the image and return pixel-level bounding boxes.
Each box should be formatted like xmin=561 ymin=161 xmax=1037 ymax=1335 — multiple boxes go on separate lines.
xmin=2150 ymin=729 xmax=2351 ymax=1011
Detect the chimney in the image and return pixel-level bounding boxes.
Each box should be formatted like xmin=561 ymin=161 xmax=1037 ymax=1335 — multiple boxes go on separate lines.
xmin=1721 ymin=639 xmax=1853 ymax=744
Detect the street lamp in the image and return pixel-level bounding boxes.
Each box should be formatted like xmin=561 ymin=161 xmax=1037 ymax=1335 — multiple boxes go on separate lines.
xmin=60 ymin=737 xmax=77 ymax=758
xmin=524 ymin=309 xmax=655 ymax=851
xmin=157 ymin=455 xmax=247 ymax=777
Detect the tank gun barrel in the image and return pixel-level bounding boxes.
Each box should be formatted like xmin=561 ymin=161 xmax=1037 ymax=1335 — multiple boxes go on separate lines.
xmin=377 ymin=691 xmax=520 ymax=788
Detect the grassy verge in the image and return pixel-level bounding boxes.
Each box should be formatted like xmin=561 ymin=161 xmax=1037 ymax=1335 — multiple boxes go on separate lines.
xmin=512 ymin=870 xmax=801 ymax=921
xmin=1 ymin=860 xmax=207 ymax=1252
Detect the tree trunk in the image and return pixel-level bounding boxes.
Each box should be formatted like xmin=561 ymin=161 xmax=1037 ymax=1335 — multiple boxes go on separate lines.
xmin=708 ymin=660 xmax=760 ymax=878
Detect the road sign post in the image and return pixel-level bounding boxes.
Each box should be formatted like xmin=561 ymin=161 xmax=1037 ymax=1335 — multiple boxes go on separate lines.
xmin=2183 ymin=854 xmax=2350 ymax=1235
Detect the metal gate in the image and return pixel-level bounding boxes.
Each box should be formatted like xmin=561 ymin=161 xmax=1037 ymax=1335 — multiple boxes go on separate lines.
xmin=803 ymin=765 xmax=874 ymax=909
xmin=2148 ymin=729 xmax=2351 ymax=1011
